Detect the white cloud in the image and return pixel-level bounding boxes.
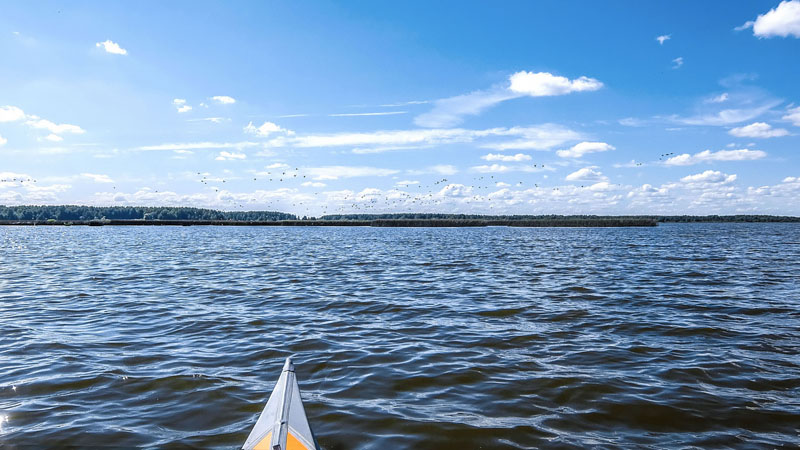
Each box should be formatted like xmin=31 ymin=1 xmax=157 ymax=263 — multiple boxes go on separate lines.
xmin=481 ymin=153 xmax=531 ymax=162
xmin=414 ymin=89 xmax=516 ymax=128
xmin=415 ymin=71 xmax=601 ymax=127
xmin=0 ymin=134 xmax=6 ymax=146
xmin=81 ymin=173 xmax=113 ymax=183
xmin=478 ymin=124 xmax=583 ymax=150
xmin=301 ymin=181 xmax=327 ymax=188
xmin=472 ymin=164 xmax=513 ymax=173
xmin=329 ymin=111 xmax=407 ymax=117
xmin=675 ymin=100 xmax=781 ymax=126
xmin=215 ymin=151 xmax=247 ymax=161
xmin=187 ymin=117 xmax=227 ymax=123
xmin=783 ymin=106 xmax=800 ymax=126
xmin=656 ymin=34 xmax=671 ymax=45
xmin=395 ymin=180 xmax=419 ymax=187
xmin=407 ymin=165 xmax=459 ymax=176
xmin=261 ymin=124 xmax=580 ymax=151
xmin=707 ymin=93 xmax=729 ymax=103
xmin=508 ymin=71 xmax=603 ymax=97
xmin=95 ymin=40 xmax=127 ymax=55
xmin=664 ymin=149 xmax=767 ymax=166
xmin=44 ymin=134 xmax=63 ymax=142
xmin=351 ymin=145 xmax=422 ymax=154
xmin=244 ymin=121 xmax=293 ymax=137
xmin=138 ymin=141 xmax=259 ymax=151
xmin=672 ymin=57 xmax=684 ymax=69
xmin=173 ymin=98 xmax=192 ymax=113
xmin=212 ymin=96 xmax=236 ymax=104
xmin=265 ymin=163 xmax=289 ymax=170
xmin=680 ymin=170 xmax=737 ymax=185
xmin=25 ymin=117 xmax=85 ymax=135
xmin=739 ymin=0 xmax=800 ymax=38
xmin=304 ymin=166 xmax=400 ymax=180
xmin=471 ymin=164 xmax=549 ymax=174
xmin=565 ymin=166 xmax=608 ymax=182
xmin=556 ymin=141 xmax=615 ymax=158
xmin=0 ymin=105 xmax=26 ymax=122
xmin=729 ymin=122 xmax=789 ymax=138
xmin=618 ymin=117 xmax=647 ymax=127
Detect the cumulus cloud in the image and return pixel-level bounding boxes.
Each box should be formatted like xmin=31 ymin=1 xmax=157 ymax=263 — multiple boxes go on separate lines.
xmin=783 ymin=106 xmax=800 ymax=126
xmin=25 ymin=117 xmax=85 ymax=135
xmin=656 ymin=34 xmax=671 ymax=45
xmin=664 ymin=148 xmax=767 ymax=166
xmin=415 ymin=71 xmax=602 ymax=127
xmin=95 ymin=40 xmax=127 ymax=55
xmin=508 ymin=71 xmax=603 ymax=97
xmin=0 ymin=105 xmax=26 ymax=122
xmin=737 ymin=0 xmax=800 ymax=38
xmin=556 ymin=141 xmax=615 ymax=158
xmin=481 ymin=153 xmax=531 ymax=162
xmin=244 ymin=121 xmax=293 ymax=137
xmin=211 ymin=96 xmax=236 ymax=104
xmin=680 ymin=170 xmax=737 ymax=185
xmin=728 ymin=122 xmax=789 ymax=138
xmin=173 ymin=99 xmax=192 ymax=113
xmin=215 ymin=151 xmax=247 ymax=160
xmin=565 ymin=166 xmax=608 ymax=182
xmin=44 ymin=134 xmax=63 ymax=142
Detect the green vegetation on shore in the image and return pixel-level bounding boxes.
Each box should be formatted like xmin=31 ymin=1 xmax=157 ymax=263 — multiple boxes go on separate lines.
xmin=0 ymin=206 xmax=799 ymax=224
xmin=0 ymin=205 xmax=295 ymax=222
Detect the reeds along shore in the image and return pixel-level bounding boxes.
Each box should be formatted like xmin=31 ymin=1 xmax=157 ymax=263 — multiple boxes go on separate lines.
xmin=0 ymin=218 xmax=658 ymax=227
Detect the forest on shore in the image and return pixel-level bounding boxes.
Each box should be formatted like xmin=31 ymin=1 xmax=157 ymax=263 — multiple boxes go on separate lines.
xmin=1 ymin=205 xmax=799 ymax=223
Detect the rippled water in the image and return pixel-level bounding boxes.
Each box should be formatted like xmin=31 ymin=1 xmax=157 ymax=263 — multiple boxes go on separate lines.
xmin=1 ymin=224 xmax=799 ymax=449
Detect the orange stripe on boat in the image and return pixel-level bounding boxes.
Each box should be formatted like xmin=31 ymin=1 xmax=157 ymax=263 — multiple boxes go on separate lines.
xmin=253 ymin=432 xmax=272 ymax=450
xmin=287 ymin=432 xmax=312 ymax=450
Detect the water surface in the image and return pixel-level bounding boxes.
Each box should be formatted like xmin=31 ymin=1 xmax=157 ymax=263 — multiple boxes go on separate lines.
xmin=1 ymin=224 xmax=799 ymax=448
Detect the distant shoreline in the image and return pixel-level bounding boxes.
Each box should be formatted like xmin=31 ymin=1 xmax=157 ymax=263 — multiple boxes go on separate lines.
xmin=0 ymin=218 xmax=658 ymax=227
xmin=2 ymin=206 xmax=800 ymax=227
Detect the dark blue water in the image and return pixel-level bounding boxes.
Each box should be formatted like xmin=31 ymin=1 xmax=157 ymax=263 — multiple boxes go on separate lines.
xmin=1 ymin=224 xmax=799 ymax=448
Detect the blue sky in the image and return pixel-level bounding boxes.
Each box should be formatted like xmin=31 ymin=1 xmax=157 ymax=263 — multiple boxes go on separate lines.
xmin=2 ymin=0 xmax=800 ymax=216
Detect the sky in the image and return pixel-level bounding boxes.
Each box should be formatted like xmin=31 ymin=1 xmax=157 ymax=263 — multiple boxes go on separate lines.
xmin=1 ymin=0 xmax=800 ymax=216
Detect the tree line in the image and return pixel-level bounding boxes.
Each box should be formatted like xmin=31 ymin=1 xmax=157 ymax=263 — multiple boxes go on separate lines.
xmin=0 ymin=206 xmax=296 ymax=221
xmin=1 ymin=206 xmax=798 ymax=223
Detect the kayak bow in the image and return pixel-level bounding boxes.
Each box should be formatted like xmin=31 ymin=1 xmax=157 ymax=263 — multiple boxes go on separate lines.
xmin=242 ymin=357 xmax=318 ymax=450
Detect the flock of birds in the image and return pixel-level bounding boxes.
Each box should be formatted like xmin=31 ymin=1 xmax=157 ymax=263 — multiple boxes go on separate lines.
xmin=4 ymin=154 xmax=659 ymax=215
xmin=0 ymin=177 xmax=36 ymax=184
xmin=184 ymin=167 xmax=601 ymax=216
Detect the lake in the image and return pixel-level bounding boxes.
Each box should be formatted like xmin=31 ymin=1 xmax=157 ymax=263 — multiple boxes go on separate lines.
xmin=1 ymin=224 xmax=798 ymax=448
